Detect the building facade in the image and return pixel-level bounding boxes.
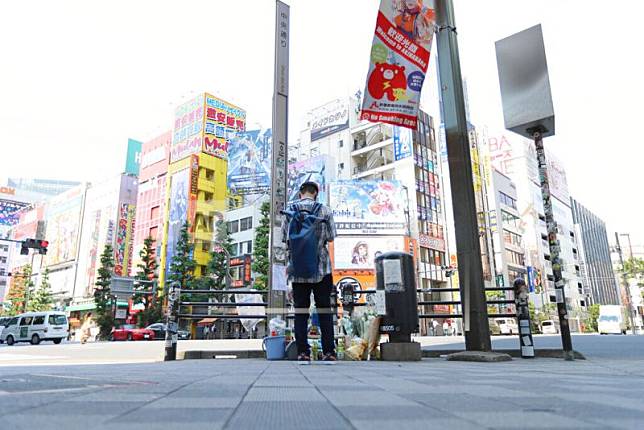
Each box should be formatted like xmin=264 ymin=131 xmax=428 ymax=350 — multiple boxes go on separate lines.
xmin=571 ymin=198 xmax=620 ymax=305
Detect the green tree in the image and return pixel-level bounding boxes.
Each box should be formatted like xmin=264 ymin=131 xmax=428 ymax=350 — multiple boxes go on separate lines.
xmin=206 ymin=218 xmax=234 ymax=290
xmin=28 ymin=268 xmax=53 ymax=312
xmin=584 ymin=304 xmax=600 ymax=332
xmin=7 ymin=265 xmax=33 ymax=314
xmin=94 ymin=243 xmax=115 ymax=339
xmin=167 ymin=221 xmax=197 ymax=290
xmin=252 ymin=201 xmax=270 ymax=290
xmin=133 ymin=236 xmax=161 ymax=327
xmin=623 ymin=257 xmax=644 ymax=280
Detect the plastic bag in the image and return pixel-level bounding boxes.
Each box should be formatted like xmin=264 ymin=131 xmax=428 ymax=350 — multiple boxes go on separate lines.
xmin=366 ymin=316 xmax=382 ymax=360
xmin=268 ymin=316 xmax=286 ymax=336
xmin=346 ymin=338 xmax=368 ymax=361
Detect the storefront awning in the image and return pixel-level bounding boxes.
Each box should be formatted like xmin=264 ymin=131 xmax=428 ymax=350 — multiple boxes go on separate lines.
xmin=197 ymin=318 xmax=218 ymax=326
xmin=65 ymin=303 xmax=96 ymax=312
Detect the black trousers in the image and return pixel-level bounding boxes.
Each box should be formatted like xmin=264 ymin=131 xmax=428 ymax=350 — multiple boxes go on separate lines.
xmin=292 ymin=274 xmax=335 ymax=355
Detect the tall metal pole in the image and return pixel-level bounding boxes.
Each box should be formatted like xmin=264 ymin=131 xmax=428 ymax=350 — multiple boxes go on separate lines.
xmin=435 ymin=0 xmax=491 ymax=351
xmin=615 ymin=233 xmax=636 ymax=335
xmin=268 ymin=0 xmax=290 ymax=321
xmin=533 ymin=130 xmax=574 ymax=360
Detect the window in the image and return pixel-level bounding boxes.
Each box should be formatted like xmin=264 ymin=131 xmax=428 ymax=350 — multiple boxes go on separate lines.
xmin=505 ymin=249 xmax=525 ymax=266
xmin=239 ymin=217 xmax=253 ymax=231
xmin=339 ymin=140 xmax=344 ymax=148
xmin=0 ymin=269 xmax=4 ymax=276
xmin=150 ymin=206 xmax=160 ymax=220
xmin=499 ymin=192 xmax=517 ymax=209
xmin=49 ymin=315 xmax=67 ymax=325
xmin=204 ymin=192 xmax=213 ymax=202
xmin=245 ymin=241 xmax=253 ymax=254
xmin=230 ymin=243 xmax=239 ymax=256
xmin=228 ymin=220 xmax=239 ymax=234
xmin=149 ymin=226 xmax=158 ymax=240
xmin=0 ymin=245 xmax=8 ymax=252
xmin=339 ymin=162 xmax=344 ymax=169
xmin=503 ymin=230 xmax=522 ymax=247
xmin=0 ymin=256 xmax=6 ymax=264
xmin=33 ymin=315 xmax=45 ymax=325
xmin=20 ymin=317 xmax=33 ymax=326
xmin=501 ymin=211 xmax=520 ymax=228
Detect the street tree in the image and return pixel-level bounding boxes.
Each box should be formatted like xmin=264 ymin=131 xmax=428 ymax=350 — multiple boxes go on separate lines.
xmin=7 ymin=264 xmax=33 ymax=314
xmin=252 ymin=201 xmax=270 ymax=290
xmin=167 ymin=221 xmax=197 ymax=290
xmin=206 ymin=217 xmax=234 ymax=290
xmin=623 ymin=257 xmax=644 ymax=281
xmin=94 ymin=243 xmax=115 ymax=339
xmin=133 ymin=236 xmax=161 ymax=327
xmin=28 ymin=268 xmax=53 ymax=312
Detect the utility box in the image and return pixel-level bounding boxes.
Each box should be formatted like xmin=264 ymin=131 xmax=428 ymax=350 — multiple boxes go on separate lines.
xmin=375 ymin=252 xmax=420 ymax=359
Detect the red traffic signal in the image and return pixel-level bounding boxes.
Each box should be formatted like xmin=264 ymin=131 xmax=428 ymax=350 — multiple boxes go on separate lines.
xmin=39 ymin=240 xmax=49 ymax=255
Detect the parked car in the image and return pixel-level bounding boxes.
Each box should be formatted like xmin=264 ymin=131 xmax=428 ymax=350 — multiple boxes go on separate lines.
xmin=488 ymin=319 xmax=502 ymax=335
xmin=0 ymin=316 xmax=12 ymax=342
xmin=145 ymin=323 xmax=191 ymax=340
xmin=541 ymin=320 xmax=559 ymax=334
xmin=495 ymin=318 xmax=519 ymax=335
xmin=0 ymin=312 xmax=68 ymax=345
xmin=110 ymin=324 xmax=155 ymax=341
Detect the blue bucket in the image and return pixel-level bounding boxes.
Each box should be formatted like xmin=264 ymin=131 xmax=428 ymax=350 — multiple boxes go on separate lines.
xmin=263 ymin=335 xmax=286 ymax=360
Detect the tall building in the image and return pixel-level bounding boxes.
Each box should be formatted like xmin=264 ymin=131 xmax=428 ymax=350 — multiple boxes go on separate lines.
xmin=298 ymin=97 xmax=449 ymax=334
xmin=5 ymin=178 xmax=81 ymax=203
xmin=483 ymin=129 xmax=586 ymax=330
xmin=160 ymin=93 xmax=246 ymax=287
xmin=132 ymin=131 xmax=172 ymax=269
xmin=571 ymin=198 xmax=620 ymax=305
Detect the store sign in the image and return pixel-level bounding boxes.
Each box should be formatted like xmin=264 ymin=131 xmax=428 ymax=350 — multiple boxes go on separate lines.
xmin=171 ymin=96 xmax=203 ymax=163
xmin=333 ymin=236 xmax=405 ymax=270
xmin=0 ymin=186 xmax=16 ymax=195
xmin=329 ymin=180 xmax=406 ymax=235
xmin=202 ymin=93 xmax=246 ymax=160
xmin=310 ymin=99 xmax=349 ymax=141
xmin=361 ymin=0 xmax=436 ymax=129
xmin=418 ymin=233 xmax=445 ymax=252
xmin=393 ymin=126 xmax=413 ymax=160
xmin=141 ymin=146 xmax=166 ymax=168
xmin=228 ymin=129 xmax=272 ymax=195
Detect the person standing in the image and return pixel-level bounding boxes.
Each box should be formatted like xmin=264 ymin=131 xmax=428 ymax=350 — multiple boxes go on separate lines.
xmin=281 ymin=181 xmax=337 ymax=362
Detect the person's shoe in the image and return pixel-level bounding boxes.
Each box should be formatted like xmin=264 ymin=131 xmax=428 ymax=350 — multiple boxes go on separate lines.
xmin=321 ymin=353 xmax=337 ymax=362
xmin=297 ymin=352 xmax=311 ymax=362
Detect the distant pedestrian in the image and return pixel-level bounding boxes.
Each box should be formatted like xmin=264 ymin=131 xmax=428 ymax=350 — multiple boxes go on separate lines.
xmin=432 ymin=319 xmax=439 ymax=336
xmin=203 ymin=325 xmax=209 ymax=339
xmin=80 ymin=313 xmax=93 ymax=344
xmin=281 ymin=181 xmax=337 ymax=362
xmin=442 ymin=321 xmax=449 ymax=336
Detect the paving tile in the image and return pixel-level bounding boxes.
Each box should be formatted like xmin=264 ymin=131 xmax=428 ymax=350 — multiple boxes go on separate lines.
xmin=323 ymin=389 xmax=417 ymax=407
xmin=110 ymin=407 xmax=234 ymax=424
xmin=146 ymin=396 xmax=241 ymax=408
xmin=337 ymin=405 xmax=447 ymax=420
xmin=352 ymin=418 xmax=481 ymax=430
xmin=453 ymin=411 xmax=600 ymax=429
xmin=245 ymin=386 xmax=326 ymax=402
xmin=227 ymin=401 xmax=351 ymax=430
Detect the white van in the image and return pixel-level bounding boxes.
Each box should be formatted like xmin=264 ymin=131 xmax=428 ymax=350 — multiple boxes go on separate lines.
xmin=495 ymin=318 xmax=519 ymax=335
xmin=541 ymin=320 xmax=559 ymax=334
xmin=0 ymin=312 xmax=68 ymax=345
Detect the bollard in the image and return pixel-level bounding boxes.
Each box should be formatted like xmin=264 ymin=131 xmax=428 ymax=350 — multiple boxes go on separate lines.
xmin=164 ymin=283 xmax=181 ymax=361
xmin=514 ymin=278 xmax=534 ymax=358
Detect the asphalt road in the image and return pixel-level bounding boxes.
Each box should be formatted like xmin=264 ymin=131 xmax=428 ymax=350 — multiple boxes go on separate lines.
xmin=1 ymin=333 xmax=642 ymax=366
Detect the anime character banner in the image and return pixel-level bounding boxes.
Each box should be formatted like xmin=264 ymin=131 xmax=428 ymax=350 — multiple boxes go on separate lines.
xmin=287 ymin=155 xmax=335 ymax=204
xmin=227 ymin=129 xmax=272 ymax=195
xmin=361 ymin=0 xmax=436 ymax=129
xmin=0 ymin=199 xmax=29 ymax=227
xmin=165 ymin=169 xmax=189 ymax=277
xmin=333 ymin=236 xmax=405 ymax=270
xmin=329 ymin=180 xmax=406 ymax=235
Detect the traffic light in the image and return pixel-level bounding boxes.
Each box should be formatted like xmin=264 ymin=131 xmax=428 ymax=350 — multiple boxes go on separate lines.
xmin=39 ymin=240 xmax=49 ymax=255
xmin=20 ymin=238 xmax=48 ymax=255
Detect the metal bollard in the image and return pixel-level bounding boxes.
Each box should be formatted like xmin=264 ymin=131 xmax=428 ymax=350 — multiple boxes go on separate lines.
xmin=514 ymin=278 xmax=534 ymax=358
xmin=164 ymin=283 xmax=181 ymax=361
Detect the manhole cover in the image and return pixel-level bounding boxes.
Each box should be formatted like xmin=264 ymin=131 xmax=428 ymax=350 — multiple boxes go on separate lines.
xmin=0 ymin=374 xmax=133 ymax=395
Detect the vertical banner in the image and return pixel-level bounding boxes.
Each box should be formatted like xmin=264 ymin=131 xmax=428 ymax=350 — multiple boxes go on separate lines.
xmin=361 ymin=0 xmax=436 ymax=129
xmin=269 ymin=0 xmax=290 ymax=297
xmin=114 ymin=203 xmax=130 ymax=276
xmin=188 ymin=154 xmax=199 ymax=232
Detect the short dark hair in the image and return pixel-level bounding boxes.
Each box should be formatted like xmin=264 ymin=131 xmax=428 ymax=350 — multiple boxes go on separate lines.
xmin=299 ymin=183 xmax=318 ymax=195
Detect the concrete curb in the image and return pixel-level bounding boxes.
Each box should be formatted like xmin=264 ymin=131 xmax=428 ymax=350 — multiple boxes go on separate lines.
xmin=182 ymin=350 xmax=265 ymax=360
xmin=445 ymin=351 xmax=512 ymax=362
xmin=422 ymin=349 xmax=586 ymax=360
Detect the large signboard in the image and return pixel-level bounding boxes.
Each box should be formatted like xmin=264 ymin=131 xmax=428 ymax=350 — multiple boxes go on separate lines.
xmin=45 ymin=187 xmax=84 ymax=266
xmin=125 ymin=138 xmax=143 ymax=175
xmin=333 ymin=236 xmax=405 ymax=270
xmin=329 ymin=180 xmax=406 ymax=235
xmin=393 ymin=126 xmax=413 ymax=160
xmin=165 ymin=169 xmax=189 ymax=276
xmin=287 ymin=155 xmax=334 ymax=204
xmin=114 ymin=203 xmax=136 ymax=276
xmin=310 ymin=99 xmax=350 ymax=141
xmin=203 ymin=93 xmax=246 ymax=160
xmin=0 ymin=199 xmax=29 ymax=227
xmin=360 ymin=0 xmax=436 ymax=129
xmin=545 ymin=150 xmax=570 ymax=205
xmin=227 ymin=129 xmax=272 ymax=195
xmin=170 ymin=95 xmax=204 ymax=163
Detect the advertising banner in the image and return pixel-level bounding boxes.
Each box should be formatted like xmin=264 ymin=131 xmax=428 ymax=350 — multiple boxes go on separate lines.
xmin=171 ymin=95 xmax=204 ymax=163
xmin=227 ymin=129 xmax=272 ymax=195
xmin=165 ymin=169 xmax=189 ymax=276
xmin=393 ymin=126 xmax=413 ymax=160
xmin=11 ymin=205 xmax=43 ymax=240
xmin=333 ymin=236 xmax=405 ymax=270
xmin=310 ymin=99 xmax=350 ymax=141
xmin=125 ymin=138 xmax=143 ymax=175
xmin=188 ymin=154 xmax=199 ymax=232
xmin=329 ymin=180 xmax=406 ymax=235
xmin=0 ymin=199 xmax=29 ymax=227
xmin=545 ymin=150 xmax=570 ymax=205
xmin=361 ymin=0 xmax=436 ymax=129
xmin=203 ymin=93 xmax=246 ymax=160
xmin=45 ymin=187 xmax=84 ymax=266
xmin=114 ymin=203 xmax=136 ymax=276
xmin=287 ymin=155 xmax=334 ymax=204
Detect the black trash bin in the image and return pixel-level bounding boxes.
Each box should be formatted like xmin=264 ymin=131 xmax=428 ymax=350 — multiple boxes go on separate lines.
xmin=375 ymin=251 xmax=419 ymax=343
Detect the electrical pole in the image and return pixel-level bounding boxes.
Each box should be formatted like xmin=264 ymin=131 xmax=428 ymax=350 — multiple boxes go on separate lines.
xmin=435 ymin=0 xmax=491 ymax=351
xmin=615 ymin=233 xmax=636 ymax=335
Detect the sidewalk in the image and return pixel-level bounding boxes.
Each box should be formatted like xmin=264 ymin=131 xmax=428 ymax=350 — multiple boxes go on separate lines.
xmin=1 ymin=355 xmax=643 ymax=430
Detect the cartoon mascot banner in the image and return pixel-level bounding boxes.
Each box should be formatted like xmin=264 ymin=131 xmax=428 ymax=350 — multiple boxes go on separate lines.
xmin=361 ymin=0 xmax=436 ymax=129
